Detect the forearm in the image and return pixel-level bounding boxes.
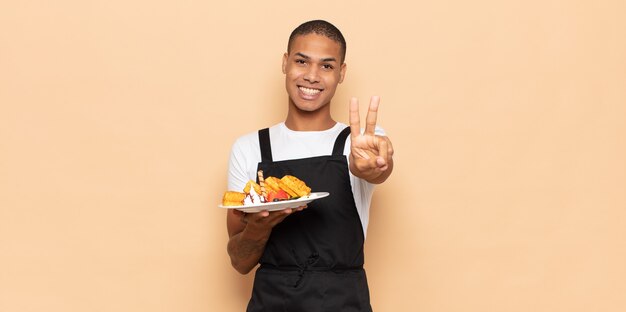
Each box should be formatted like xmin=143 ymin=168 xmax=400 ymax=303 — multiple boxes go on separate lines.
xmin=227 ymin=227 xmax=271 ymax=274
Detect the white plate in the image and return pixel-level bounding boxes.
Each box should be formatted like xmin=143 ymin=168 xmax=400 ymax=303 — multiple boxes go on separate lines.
xmin=218 ymin=192 xmax=330 ymax=213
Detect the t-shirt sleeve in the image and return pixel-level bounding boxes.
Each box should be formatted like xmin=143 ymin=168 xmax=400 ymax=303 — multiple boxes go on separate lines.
xmin=375 ymin=126 xmax=386 ymax=137
xmin=227 ymin=138 xmax=253 ymax=192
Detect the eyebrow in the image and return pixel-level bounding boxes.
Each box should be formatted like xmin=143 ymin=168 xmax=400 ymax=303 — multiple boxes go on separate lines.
xmin=295 ymin=52 xmax=338 ymax=63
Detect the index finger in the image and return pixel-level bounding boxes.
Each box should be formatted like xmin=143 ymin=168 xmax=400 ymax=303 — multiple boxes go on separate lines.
xmin=364 ymin=96 xmax=380 ymax=135
xmin=349 ymin=97 xmax=361 ymax=138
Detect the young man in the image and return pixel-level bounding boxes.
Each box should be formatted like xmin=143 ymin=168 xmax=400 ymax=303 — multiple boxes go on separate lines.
xmin=226 ymin=20 xmax=394 ymax=311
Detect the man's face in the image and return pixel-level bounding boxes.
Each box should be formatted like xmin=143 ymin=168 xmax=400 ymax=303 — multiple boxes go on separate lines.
xmin=282 ymin=34 xmax=346 ymax=113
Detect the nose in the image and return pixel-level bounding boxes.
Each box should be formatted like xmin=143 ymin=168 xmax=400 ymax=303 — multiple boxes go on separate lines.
xmin=303 ymin=66 xmax=320 ymax=83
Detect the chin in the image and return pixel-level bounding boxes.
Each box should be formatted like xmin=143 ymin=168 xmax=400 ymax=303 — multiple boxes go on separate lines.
xmin=292 ymin=100 xmax=327 ymax=112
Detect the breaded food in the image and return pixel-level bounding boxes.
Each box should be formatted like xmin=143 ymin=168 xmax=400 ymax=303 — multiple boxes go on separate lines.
xmin=243 ymin=180 xmax=262 ymax=195
xmin=277 ymin=179 xmax=298 ymax=198
xmin=222 ymin=191 xmax=246 ymax=206
xmin=280 ymin=175 xmax=311 ymax=197
xmin=264 ymin=176 xmax=282 ymax=193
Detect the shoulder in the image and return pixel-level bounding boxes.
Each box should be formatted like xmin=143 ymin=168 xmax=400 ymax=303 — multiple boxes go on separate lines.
xmin=228 ymin=125 xmax=279 ymax=191
xmin=230 ymin=123 xmax=282 ymax=153
xmin=231 ymin=129 xmax=259 ymax=152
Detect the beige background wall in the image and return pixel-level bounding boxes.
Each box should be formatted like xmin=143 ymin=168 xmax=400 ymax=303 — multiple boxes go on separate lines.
xmin=1 ymin=1 xmax=625 ymax=311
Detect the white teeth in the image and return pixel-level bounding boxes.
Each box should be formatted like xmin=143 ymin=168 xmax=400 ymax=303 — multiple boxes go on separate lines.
xmin=299 ymin=87 xmax=321 ymax=95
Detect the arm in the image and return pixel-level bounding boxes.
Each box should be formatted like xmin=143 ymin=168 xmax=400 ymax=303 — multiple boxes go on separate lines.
xmin=227 ymin=207 xmax=304 ymax=274
xmin=225 ymin=138 xmax=269 ymax=274
xmin=348 ymin=96 xmax=395 ymax=184
xmin=225 ymin=132 xmax=306 ymax=273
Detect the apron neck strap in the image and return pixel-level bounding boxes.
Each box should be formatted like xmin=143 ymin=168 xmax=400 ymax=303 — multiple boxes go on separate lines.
xmin=332 ymin=127 xmax=351 ymax=156
xmin=258 ymin=128 xmax=273 ymax=162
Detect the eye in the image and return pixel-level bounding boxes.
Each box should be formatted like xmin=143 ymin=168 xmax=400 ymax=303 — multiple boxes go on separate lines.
xmin=322 ymin=64 xmax=334 ymax=70
xmin=295 ymin=59 xmax=306 ymax=65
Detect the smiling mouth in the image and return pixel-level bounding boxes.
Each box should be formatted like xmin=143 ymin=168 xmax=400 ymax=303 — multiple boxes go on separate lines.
xmin=299 ymin=86 xmax=323 ymax=96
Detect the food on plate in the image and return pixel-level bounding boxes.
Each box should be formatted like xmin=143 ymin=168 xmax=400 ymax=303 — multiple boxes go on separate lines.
xmin=279 ymin=175 xmax=311 ymax=197
xmin=221 ymin=171 xmax=312 ymax=207
xmin=264 ymin=176 xmax=282 ymax=193
xmin=222 ymin=191 xmax=246 ymax=206
xmin=243 ymin=182 xmax=265 ymax=205
xmin=244 ymin=180 xmax=262 ymax=195
xmin=267 ymin=189 xmax=290 ymax=202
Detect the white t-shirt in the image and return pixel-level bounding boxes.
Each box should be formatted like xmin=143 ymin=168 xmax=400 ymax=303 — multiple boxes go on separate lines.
xmin=227 ymin=122 xmax=384 ymax=237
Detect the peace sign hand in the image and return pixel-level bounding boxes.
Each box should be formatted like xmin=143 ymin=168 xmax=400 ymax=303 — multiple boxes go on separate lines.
xmin=349 ymin=96 xmax=394 ymax=184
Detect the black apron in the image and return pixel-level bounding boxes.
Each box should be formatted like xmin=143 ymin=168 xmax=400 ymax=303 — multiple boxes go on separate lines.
xmin=246 ymin=127 xmax=372 ymax=312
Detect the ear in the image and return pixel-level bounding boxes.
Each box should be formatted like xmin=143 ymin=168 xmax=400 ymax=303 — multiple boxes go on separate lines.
xmin=282 ymin=53 xmax=288 ymax=74
xmin=338 ymin=62 xmax=347 ymax=83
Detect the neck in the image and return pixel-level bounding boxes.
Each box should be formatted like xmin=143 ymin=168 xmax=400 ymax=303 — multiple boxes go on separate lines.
xmin=284 ymin=102 xmax=336 ymax=131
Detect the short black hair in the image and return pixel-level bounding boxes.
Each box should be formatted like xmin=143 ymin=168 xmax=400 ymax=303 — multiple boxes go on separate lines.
xmin=287 ymin=20 xmax=347 ymax=63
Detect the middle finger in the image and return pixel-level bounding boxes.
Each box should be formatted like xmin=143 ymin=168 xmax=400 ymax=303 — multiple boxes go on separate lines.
xmin=365 ymin=96 xmax=380 ymax=135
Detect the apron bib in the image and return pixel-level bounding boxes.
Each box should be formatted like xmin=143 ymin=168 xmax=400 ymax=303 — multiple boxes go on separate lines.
xmin=246 ymin=127 xmax=372 ymax=312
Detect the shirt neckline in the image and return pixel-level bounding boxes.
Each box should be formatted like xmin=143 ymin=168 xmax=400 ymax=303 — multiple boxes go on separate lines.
xmin=278 ymin=122 xmax=344 ymax=135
